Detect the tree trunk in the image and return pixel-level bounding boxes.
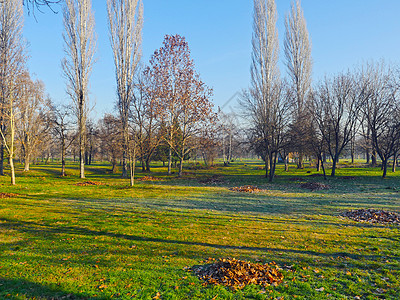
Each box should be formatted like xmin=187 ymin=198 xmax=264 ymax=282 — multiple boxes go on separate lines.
xmin=297 ymin=153 xmax=303 ymax=169
xmin=228 ymin=133 xmax=232 ymax=162
xmin=178 ymin=147 xmax=184 ymax=177
xmin=321 ymin=157 xmax=327 ymax=180
xmin=167 ymin=147 xmax=172 ymax=175
xmin=222 ymin=135 xmax=227 ymax=166
xmin=130 ymin=144 xmax=136 ymax=187
xmin=24 ymin=152 xmax=30 ymax=172
xmin=112 ymin=159 xmax=117 ymax=174
xmin=317 ymin=156 xmax=321 ymax=172
xmin=268 ymin=152 xmax=277 ymax=182
xmin=141 ymin=157 xmax=145 ymax=172
xmin=10 ymin=157 xmax=15 ymax=185
xmin=382 ymin=159 xmax=388 ymax=179
xmin=284 ymin=155 xmax=289 ymax=172
xmin=331 ymin=156 xmax=337 ymax=177
xmin=264 ymin=158 xmax=269 ymax=178
xmin=371 ymin=149 xmax=377 ymax=167
xmin=0 ymin=145 xmax=4 ymax=176
xmin=392 ymin=152 xmax=397 ymax=173
xmin=145 ymin=158 xmax=151 ymax=172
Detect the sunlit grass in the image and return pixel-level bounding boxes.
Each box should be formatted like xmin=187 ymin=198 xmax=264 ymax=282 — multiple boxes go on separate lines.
xmin=0 ymin=160 xmax=399 ymax=299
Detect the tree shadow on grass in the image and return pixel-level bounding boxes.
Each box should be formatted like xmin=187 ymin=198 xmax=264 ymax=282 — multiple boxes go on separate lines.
xmin=0 ymin=278 xmax=96 ymax=300
xmin=1 ymin=217 xmax=399 ymax=265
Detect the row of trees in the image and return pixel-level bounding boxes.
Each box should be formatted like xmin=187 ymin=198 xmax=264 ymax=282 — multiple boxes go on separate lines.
xmin=1 ymin=0 xmax=398 ymax=185
xmin=0 ymin=0 xmax=224 ymax=185
xmin=246 ymin=0 xmax=400 ymax=181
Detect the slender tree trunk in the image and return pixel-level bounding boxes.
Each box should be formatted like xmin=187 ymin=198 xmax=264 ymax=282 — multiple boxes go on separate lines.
xmin=121 ymin=126 xmax=128 ymax=178
xmin=222 ymin=135 xmax=227 ymax=166
xmin=178 ymin=148 xmax=184 ymax=177
xmin=228 ymin=133 xmax=232 ymax=162
xmin=284 ymin=155 xmax=289 ymax=172
xmin=10 ymin=157 xmax=15 ymax=185
xmin=392 ymin=152 xmax=397 ymax=173
xmin=321 ymin=157 xmax=327 ymax=180
xmin=130 ymin=144 xmax=136 ymax=187
xmin=168 ymin=146 xmax=172 ymax=175
xmin=366 ymin=148 xmax=370 ymax=164
xmin=0 ymin=145 xmax=4 ymax=176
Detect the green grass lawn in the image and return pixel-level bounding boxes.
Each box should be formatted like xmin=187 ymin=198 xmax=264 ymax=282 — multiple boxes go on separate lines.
xmin=0 ymin=160 xmax=399 ymax=299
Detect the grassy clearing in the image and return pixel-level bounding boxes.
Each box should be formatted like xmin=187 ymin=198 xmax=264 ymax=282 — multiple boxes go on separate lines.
xmin=0 ymin=160 xmax=399 ymax=299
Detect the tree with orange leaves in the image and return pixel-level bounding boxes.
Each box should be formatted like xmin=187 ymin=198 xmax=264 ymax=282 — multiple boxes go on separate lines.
xmin=147 ymin=35 xmax=215 ymax=177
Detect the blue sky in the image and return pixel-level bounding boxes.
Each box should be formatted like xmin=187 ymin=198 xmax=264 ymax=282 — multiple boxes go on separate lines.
xmin=23 ymin=0 xmax=400 ymax=118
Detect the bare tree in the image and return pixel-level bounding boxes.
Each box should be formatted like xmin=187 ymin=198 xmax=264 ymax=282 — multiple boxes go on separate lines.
xmin=108 ymin=0 xmax=143 ymax=180
xmin=0 ymin=0 xmax=26 ymax=184
xmin=312 ymin=72 xmax=361 ymax=177
xmin=359 ymin=63 xmax=400 ymax=178
xmin=98 ymin=114 xmax=122 ymax=173
xmin=243 ymin=0 xmax=290 ymax=182
xmin=62 ymin=0 xmax=96 ymax=179
xmin=15 ymin=72 xmax=51 ymax=171
xmin=50 ymin=103 xmax=76 ymax=176
xmin=284 ymin=0 xmax=313 ymax=168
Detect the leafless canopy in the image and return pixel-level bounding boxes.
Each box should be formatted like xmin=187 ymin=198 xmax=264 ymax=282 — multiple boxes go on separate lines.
xmin=62 ymin=0 xmax=97 ymax=179
xmin=107 ymin=0 xmax=143 ymax=179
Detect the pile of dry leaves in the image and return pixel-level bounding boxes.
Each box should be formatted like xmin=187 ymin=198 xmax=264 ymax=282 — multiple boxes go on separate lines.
xmin=137 ymin=176 xmax=163 ymax=182
xmin=300 ymin=182 xmax=330 ymax=191
xmin=190 ymin=258 xmax=283 ymax=289
xmin=341 ymin=209 xmax=400 ymax=225
xmin=0 ymin=192 xmax=19 ymax=198
xmin=230 ymin=185 xmax=262 ymax=193
xmin=74 ymin=181 xmax=105 ymax=186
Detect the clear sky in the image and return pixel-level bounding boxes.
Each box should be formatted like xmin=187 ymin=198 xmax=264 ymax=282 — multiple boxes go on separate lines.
xmin=23 ymin=0 xmax=400 ymax=118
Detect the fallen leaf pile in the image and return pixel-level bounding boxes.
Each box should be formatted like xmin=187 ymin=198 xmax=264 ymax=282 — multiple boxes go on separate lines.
xmin=300 ymin=182 xmax=330 ymax=191
xmin=341 ymin=209 xmax=400 ymax=225
xmin=137 ymin=176 xmax=163 ymax=182
xmin=74 ymin=181 xmax=105 ymax=186
xmin=199 ymin=175 xmax=225 ymax=185
xmin=230 ymin=185 xmax=262 ymax=193
xmin=191 ymin=258 xmax=283 ymax=289
xmin=0 ymin=192 xmax=19 ymax=198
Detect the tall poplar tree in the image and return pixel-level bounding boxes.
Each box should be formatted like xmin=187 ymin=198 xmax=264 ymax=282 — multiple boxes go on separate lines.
xmin=62 ymin=0 xmax=96 ymax=179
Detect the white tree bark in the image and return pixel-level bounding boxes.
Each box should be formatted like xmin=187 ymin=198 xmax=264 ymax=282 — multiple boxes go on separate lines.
xmin=62 ymin=0 xmax=96 ymax=179
xmin=107 ymin=0 xmax=143 ymax=180
xmin=0 ymin=0 xmax=26 ymax=185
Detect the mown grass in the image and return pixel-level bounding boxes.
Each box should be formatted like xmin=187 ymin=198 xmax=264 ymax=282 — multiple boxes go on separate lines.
xmin=0 ymin=160 xmax=399 ymax=299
